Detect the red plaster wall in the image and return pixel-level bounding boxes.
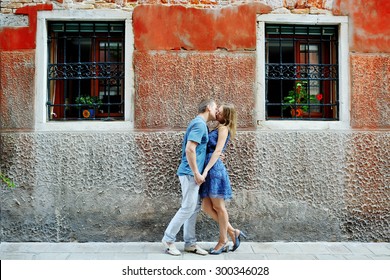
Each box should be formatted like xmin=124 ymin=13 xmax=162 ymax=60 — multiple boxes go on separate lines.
xmin=0 ymin=5 xmax=52 ymax=130
xmin=334 ymin=1 xmax=390 ymax=129
xmin=134 ymin=51 xmax=256 ymax=129
xmin=133 ymin=4 xmax=271 ymax=51
xmin=350 ymin=54 xmax=390 ymax=129
xmin=133 ymin=4 xmax=267 ymax=129
xmin=2 ymin=2 xmax=387 ymax=130
xmin=333 ymin=0 xmax=390 ymax=53
xmin=0 ymin=4 xmax=53 ymax=51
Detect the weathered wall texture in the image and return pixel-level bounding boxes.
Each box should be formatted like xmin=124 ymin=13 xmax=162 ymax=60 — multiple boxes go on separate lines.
xmin=343 ymin=133 xmax=390 ymax=241
xmin=1 ymin=131 xmax=389 ymax=242
xmin=350 ymin=54 xmax=390 ymax=129
xmin=132 ymin=4 xmax=261 ymax=128
xmin=134 ymin=51 xmax=256 ymax=128
xmin=1 ymin=1 xmax=389 ymax=242
xmin=333 ymin=0 xmax=390 ymax=53
xmin=0 ymin=51 xmax=36 ymax=130
xmin=333 ymin=0 xmax=390 ymax=130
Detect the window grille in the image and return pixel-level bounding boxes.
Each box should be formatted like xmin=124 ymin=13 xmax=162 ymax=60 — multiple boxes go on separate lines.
xmin=265 ymin=24 xmax=339 ymax=120
xmin=47 ymin=22 xmax=125 ymax=121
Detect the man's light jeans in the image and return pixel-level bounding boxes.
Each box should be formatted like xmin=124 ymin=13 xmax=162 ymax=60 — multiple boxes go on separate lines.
xmin=162 ymin=175 xmax=201 ymax=247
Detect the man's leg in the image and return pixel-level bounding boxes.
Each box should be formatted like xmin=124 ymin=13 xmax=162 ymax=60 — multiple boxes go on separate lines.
xmin=183 ymin=194 xmax=201 ymax=247
xmin=181 ymin=178 xmax=208 ymax=255
xmin=162 ymin=175 xmax=199 ymax=244
xmin=183 ymin=193 xmax=208 ymax=255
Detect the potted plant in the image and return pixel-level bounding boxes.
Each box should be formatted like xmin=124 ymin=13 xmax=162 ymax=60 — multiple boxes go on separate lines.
xmin=75 ymin=96 xmax=103 ymax=119
xmin=283 ymin=81 xmax=323 ymax=117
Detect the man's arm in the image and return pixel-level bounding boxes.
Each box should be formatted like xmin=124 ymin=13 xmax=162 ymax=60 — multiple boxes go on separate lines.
xmin=185 ymin=140 xmax=205 ymax=185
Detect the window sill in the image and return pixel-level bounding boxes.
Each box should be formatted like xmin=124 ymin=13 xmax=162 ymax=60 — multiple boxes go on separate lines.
xmin=35 ymin=121 xmax=133 ymax=132
xmin=256 ymin=120 xmax=350 ymax=130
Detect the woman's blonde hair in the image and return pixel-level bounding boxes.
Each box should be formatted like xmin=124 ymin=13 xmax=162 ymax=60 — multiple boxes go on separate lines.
xmin=220 ymin=103 xmax=237 ymax=139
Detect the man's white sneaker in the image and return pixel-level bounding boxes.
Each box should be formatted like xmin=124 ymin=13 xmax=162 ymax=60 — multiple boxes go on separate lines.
xmin=162 ymin=240 xmax=181 ymax=256
xmin=184 ymin=244 xmax=208 ymax=255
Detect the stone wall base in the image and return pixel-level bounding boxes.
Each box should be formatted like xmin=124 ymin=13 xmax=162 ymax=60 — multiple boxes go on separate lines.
xmin=1 ymin=130 xmax=389 ymax=242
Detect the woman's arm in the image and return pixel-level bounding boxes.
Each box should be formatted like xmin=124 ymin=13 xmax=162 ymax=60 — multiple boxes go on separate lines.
xmin=202 ymin=126 xmax=229 ymax=178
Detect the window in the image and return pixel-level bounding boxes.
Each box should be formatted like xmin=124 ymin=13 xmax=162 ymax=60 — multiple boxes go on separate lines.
xmin=256 ymin=15 xmax=349 ymax=129
xmin=35 ymin=10 xmax=133 ymax=131
xmin=265 ymin=24 xmax=338 ymax=120
xmin=47 ymin=22 xmax=125 ymax=121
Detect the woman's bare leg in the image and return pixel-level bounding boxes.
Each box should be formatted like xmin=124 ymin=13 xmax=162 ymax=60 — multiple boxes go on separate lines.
xmin=202 ymin=197 xmax=237 ymax=244
xmin=209 ymin=197 xmax=230 ymax=250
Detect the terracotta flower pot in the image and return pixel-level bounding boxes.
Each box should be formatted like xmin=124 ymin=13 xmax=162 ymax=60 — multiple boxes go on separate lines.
xmin=290 ymin=107 xmax=304 ymax=117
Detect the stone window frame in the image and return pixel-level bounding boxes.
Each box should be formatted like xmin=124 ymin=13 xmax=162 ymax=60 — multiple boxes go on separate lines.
xmin=256 ymin=14 xmax=350 ymax=130
xmin=35 ymin=10 xmax=134 ymax=131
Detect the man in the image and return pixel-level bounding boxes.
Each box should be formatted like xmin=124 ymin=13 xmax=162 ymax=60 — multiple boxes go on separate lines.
xmin=162 ymin=98 xmax=217 ymax=256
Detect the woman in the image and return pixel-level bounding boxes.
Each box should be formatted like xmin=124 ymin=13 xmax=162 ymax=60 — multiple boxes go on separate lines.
xmin=199 ymin=103 xmax=246 ymax=254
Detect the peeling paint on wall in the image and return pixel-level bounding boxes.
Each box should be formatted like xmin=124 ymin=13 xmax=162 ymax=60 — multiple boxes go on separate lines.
xmin=133 ymin=4 xmax=271 ymax=51
xmin=333 ymin=0 xmax=390 ymax=52
xmin=0 ymin=4 xmax=53 ymax=51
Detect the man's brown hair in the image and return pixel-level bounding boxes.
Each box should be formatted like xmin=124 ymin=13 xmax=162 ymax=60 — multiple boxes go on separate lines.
xmin=198 ymin=98 xmax=215 ymax=113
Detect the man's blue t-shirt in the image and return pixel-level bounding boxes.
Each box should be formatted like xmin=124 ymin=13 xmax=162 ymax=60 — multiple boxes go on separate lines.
xmin=177 ymin=116 xmax=208 ymax=176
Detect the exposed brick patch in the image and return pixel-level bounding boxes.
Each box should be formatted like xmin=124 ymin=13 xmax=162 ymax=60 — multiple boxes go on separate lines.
xmin=0 ymin=4 xmax=53 ymax=50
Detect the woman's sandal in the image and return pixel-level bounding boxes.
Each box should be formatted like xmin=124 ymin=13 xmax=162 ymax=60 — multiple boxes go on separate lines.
xmin=232 ymin=230 xmax=247 ymax=252
xmin=209 ymin=241 xmax=229 ymax=255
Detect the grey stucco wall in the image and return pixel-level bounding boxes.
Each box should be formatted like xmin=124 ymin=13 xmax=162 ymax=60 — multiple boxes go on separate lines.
xmin=0 ymin=130 xmax=389 ymax=242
